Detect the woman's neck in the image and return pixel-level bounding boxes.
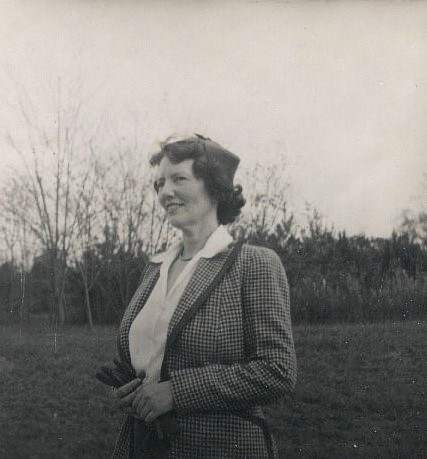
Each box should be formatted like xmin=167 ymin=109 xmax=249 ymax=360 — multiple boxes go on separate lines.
xmin=180 ymin=219 xmax=219 ymax=259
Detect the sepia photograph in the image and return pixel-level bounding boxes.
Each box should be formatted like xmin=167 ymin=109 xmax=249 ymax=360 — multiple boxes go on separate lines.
xmin=0 ymin=1 xmax=426 ymax=458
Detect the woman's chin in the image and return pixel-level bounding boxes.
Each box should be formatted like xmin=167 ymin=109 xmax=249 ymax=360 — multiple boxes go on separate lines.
xmin=166 ymin=215 xmax=184 ymax=229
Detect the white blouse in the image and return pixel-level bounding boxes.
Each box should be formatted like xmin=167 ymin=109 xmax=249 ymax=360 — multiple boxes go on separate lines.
xmin=128 ymin=225 xmax=233 ymax=384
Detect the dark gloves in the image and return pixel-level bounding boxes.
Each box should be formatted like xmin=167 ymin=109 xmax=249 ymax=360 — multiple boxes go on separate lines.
xmin=96 ymin=358 xmax=137 ymax=388
xmin=95 ymin=358 xmax=179 ymax=445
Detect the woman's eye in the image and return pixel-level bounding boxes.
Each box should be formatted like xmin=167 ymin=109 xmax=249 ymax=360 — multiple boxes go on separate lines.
xmin=174 ymin=176 xmax=186 ymax=182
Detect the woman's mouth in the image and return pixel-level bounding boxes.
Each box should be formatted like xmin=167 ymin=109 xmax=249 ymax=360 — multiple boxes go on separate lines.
xmin=166 ymin=203 xmax=183 ymax=212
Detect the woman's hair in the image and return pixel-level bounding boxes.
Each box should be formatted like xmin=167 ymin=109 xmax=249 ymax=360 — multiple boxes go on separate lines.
xmin=150 ymin=136 xmax=246 ymax=225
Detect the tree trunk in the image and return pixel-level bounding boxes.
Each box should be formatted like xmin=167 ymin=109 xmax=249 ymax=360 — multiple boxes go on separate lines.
xmin=84 ymin=278 xmax=94 ymax=330
xmin=57 ymin=289 xmax=66 ymax=326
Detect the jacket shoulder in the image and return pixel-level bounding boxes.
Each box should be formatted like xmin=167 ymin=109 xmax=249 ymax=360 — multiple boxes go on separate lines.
xmin=240 ymin=243 xmax=282 ymax=262
xmin=238 ymin=243 xmax=285 ymax=273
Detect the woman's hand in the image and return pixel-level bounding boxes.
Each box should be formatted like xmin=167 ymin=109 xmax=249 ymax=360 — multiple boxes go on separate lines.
xmin=131 ymin=380 xmax=174 ymax=424
xmin=112 ymin=378 xmax=142 ymax=417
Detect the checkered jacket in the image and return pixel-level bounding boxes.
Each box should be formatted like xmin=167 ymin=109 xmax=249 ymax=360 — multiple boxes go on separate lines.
xmin=113 ymin=242 xmax=297 ymax=458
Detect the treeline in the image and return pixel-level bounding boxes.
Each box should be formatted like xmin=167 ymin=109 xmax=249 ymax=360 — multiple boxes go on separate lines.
xmin=1 ymin=208 xmax=426 ymax=326
xmin=253 ymin=220 xmax=427 ymax=323
xmin=0 ymin=89 xmax=425 ymax=326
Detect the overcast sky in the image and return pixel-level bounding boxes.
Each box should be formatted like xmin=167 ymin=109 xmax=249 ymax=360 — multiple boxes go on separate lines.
xmin=1 ymin=0 xmax=426 ymax=237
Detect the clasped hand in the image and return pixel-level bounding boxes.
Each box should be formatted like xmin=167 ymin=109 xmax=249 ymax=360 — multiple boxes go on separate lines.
xmin=113 ymin=378 xmax=174 ymax=424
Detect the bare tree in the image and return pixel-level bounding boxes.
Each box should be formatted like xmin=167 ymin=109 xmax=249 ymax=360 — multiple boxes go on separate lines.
xmin=1 ymin=80 xmax=93 ymax=325
xmin=68 ymin=153 xmax=104 ymax=329
xmin=234 ymin=154 xmax=292 ymax=241
xmin=97 ymin=144 xmax=155 ymax=311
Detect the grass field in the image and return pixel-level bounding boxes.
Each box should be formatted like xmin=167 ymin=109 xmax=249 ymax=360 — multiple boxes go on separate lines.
xmin=0 ymin=320 xmax=425 ymax=459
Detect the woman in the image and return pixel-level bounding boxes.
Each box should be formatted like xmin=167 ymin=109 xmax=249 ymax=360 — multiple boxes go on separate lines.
xmin=112 ymin=134 xmax=297 ymax=458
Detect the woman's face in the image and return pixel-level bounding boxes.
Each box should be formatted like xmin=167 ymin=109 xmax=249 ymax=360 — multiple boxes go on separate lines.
xmin=155 ymin=157 xmax=217 ymax=230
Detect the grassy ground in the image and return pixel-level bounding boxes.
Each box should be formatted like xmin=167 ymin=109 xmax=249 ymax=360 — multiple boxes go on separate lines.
xmin=0 ymin=320 xmax=425 ymax=459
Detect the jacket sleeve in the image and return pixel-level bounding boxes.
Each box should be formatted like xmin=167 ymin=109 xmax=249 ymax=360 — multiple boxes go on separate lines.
xmin=170 ymin=246 xmax=297 ymax=413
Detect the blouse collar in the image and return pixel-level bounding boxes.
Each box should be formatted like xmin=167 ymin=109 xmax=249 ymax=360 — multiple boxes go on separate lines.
xmin=150 ymin=225 xmax=233 ymax=264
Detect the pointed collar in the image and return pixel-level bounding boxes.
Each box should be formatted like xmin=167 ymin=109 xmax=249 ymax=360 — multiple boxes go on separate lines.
xmin=150 ymin=225 xmax=233 ymax=264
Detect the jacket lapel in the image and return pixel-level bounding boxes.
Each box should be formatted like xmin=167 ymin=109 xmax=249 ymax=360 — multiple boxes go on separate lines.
xmin=117 ymin=263 xmax=161 ymax=364
xmin=160 ymin=241 xmax=243 ymax=379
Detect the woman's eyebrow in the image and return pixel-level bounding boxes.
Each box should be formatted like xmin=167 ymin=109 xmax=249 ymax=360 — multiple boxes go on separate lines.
xmin=170 ymin=172 xmax=188 ymax=178
xmin=156 ymin=171 xmax=188 ymax=181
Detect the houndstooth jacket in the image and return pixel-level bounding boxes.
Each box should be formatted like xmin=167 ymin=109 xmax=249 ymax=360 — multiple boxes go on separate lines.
xmin=113 ymin=241 xmax=297 ymax=459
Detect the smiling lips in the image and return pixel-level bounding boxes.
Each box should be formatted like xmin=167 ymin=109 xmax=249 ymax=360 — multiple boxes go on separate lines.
xmin=166 ymin=203 xmax=183 ymax=212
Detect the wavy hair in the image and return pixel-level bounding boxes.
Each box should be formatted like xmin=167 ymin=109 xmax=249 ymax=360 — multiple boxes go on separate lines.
xmin=150 ymin=135 xmax=245 ymax=224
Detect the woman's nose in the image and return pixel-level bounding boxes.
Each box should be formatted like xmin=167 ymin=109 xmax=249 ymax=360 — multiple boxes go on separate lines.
xmin=159 ymin=179 xmax=175 ymax=199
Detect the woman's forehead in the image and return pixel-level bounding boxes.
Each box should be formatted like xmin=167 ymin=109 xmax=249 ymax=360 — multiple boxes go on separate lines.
xmin=156 ymin=157 xmax=194 ymax=177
